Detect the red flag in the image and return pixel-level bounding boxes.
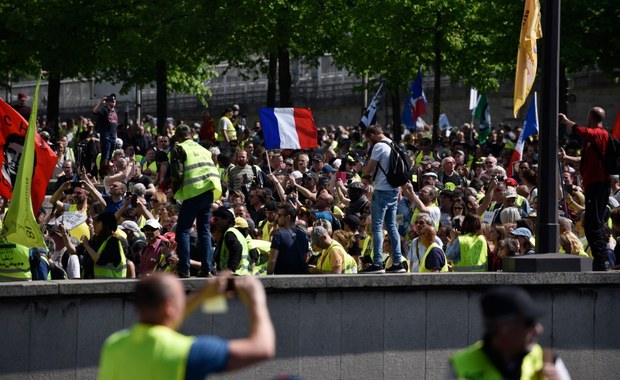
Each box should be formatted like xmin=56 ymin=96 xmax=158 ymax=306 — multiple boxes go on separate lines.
xmin=0 ymin=99 xmax=57 ymax=211
xmin=612 ymin=107 xmax=620 ymax=139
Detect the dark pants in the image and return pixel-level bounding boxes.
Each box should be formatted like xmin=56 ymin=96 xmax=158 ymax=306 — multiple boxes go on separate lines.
xmin=175 ymin=190 xmax=214 ymax=275
xmin=585 ymin=181 xmax=611 ymax=270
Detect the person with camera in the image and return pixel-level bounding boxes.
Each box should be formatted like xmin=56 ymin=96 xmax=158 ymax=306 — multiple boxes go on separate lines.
xmin=228 ymin=150 xmax=264 ymax=193
xmin=92 ymin=94 xmax=118 ymax=176
xmin=98 ymin=272 xmax=275 ymax=379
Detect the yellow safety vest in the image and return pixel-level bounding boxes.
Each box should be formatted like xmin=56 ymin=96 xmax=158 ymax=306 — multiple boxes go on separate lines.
xmin=219 ymin=227 xmax=250 ymax=276
xmin=450 ymin=341 xmax=544 ymax=380
xmin=68 ymin=203 xmax=91 ymax=240
xmin=0 ymin=240 xmax=31 ymax=281
xmin=217 ymin=116 xmax=236 ymax=141
xmin=419 ymin=242 xmax=448 ymax=272
xmin=249 ymin=238 xmax=271 ymax=276
xmin=94 ymin=236 xmax=127 ymax=279
xmin=317 ymin=242 xmax=357 ymax=274
xmin=173 ymin=140 xmax=222 ymax=201
xmin=142 ymin=160 xmax=158 ymax=181
xmin=453 ymin=233 xmax=488 ymax=272
xmin=260 ymin=220 xmax=274 ymax=242
xmin=98 ymin=324 xmax=193 ymax=380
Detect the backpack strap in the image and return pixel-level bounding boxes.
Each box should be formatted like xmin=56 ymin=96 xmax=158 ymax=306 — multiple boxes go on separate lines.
xmin=374 ymin=140 xmax=392 ymax=179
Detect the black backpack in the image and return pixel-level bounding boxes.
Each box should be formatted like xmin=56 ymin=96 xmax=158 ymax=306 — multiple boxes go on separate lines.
xmin=375 ymin=140 xmax=412 ymax=187
xmin=592 ymin=131 xmax=620 ymax=175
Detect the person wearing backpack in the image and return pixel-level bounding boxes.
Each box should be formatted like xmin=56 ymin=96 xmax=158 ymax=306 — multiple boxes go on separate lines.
xmin=559 ymin=108 xmax=612 ymax=271
xmin=360 ymin=126 xmax=406 ymax=273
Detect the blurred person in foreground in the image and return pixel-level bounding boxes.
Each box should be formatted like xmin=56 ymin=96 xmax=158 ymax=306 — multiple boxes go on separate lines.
xmin=448 ymin=286 xmax=570 ymax=379
xmin=98 ymin=272 xmax=275 ymax=379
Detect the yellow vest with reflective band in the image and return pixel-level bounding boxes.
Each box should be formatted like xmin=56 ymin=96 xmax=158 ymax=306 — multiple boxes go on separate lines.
xmin=450 ymin=341 xmax=544 ymax=380
xmin=249 ymin=238 xmax=271 ymax=275
xmin=317 ymin=241 xmax=357 ymax=274
xmin=94 ymin=236 xmax=127 ymax=279
xmin=219 ymin=227 xmax=250 ymax=275
xmin=453 ymin=233 xmax=488 ymax=272
xmin=98 ymin=324 xmax=193 ymax=380
xmin=174 ymin=140 xmax=222 ymax=201
xmin=361 ymin=235 xmax=372 ymax=259
xmin=419 ymin=242 xmax=448 ymax=272
xmin=217 ymin=116 xmax=236 ymax=141
xmin=0 ymin=240 xmax=31 ymax=281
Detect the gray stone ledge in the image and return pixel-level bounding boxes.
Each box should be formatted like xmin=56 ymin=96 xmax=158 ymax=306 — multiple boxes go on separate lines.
xmin=1 ymin=272 xmax=619 ymax=298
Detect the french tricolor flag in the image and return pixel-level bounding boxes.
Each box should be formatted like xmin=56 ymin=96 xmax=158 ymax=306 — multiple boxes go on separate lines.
xmin=259 ymin=108 xmax=318 ymax=149
xmin=507 ymin=92 xmax=538 ymax=177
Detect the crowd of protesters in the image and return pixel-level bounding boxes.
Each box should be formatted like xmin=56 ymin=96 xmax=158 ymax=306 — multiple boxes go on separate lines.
xmin=6 ymin=94 xmax=620 ymax=281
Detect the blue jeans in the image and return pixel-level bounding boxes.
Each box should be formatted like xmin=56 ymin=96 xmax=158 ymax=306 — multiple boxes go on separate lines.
xmin=371 ymin=189 xmax=402 ymax=267
xmin=175 ymin=190 xmax=214 ymax=274
xmin=100 ymin=135 xmax=116 ymax=161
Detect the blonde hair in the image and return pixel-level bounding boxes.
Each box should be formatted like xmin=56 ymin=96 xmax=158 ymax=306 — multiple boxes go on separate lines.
xmin=559 ymin=231 xmax=583 ymax=255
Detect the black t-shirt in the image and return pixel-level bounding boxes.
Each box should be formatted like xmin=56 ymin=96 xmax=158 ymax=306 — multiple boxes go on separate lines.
xmin=271 ymin=227 xmax=310 ymax=274
xmin=425 ymin=247 xmax=446 ymax=271
xmin=93 ymin=106 xmax=118 ymax=137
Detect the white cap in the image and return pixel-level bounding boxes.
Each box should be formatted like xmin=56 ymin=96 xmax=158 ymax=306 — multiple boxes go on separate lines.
xmin=291 ymin=170 xmax=303 ymax=179
xmin=142 ymin=219 xmax=162 ymax=230
xmin=119 ymin=220 xmax=140 ymax=233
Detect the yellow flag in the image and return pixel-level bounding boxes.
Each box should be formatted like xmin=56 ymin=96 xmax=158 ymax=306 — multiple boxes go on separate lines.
xmin=0 ymin=73 xmax=45 ymax=248
xmin=513 ymin=0 xmax=542 ymax=117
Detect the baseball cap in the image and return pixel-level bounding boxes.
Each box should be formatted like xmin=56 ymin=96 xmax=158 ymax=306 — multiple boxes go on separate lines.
xmin=105 ymin=93 xmax=116 ymax=102
xmin=420 ymin=156 xmax=433 ymax=165
xmin=213 ymin=207 xmax=235 ymax=224
xmin=312 ymin=153 xmax=324 ymax=162
xmin=234 ymin=217 xmax=249 ymax=229
xmin=510 ymin=227 xmax=532 ymax=239
xmin=291 ymin=170 xmax=303 ymax=180
xmin=503 ymin=188 xmax=518 ymax=199
xmin=18 ymin=92 xmax=27 ymax=100
xmin=311 ymin=226 xmax=328 ymax=246
xmin=481 ymin=286 xmax=544 ymax=320
xmin=348 ymin=181 xmax=365 ymax=190
xmin=504 ymin=178 xmax=519 ymax=187
xmin=119 ymin=220 xmax=140 ymax=234
xmin=422 ymin=171 xmax=438 ymax=178
xmin=142 ymin=219 xmax=162 ymax=231
xmin=322 ymin=164 xmax=337 ymax=173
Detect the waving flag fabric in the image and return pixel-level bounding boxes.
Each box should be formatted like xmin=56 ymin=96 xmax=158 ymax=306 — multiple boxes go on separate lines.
xmin=513 ymin=0 xmax=542 ymax=117
xmin=473 ymin=94 xmax=492 ymax=144
xmin=0 ymin=73 xmax=53 ymax=248
xmin=259 ymin=108 xmax=318 ymax=149
xmin=359 ymin=83 xmax=383 ymax=130
xmin=402 ymin=68 xmax=427 ymax=128
xmin=508 ymin=93 xmax=538 ymax=177
xmin=0 ymin=90 xmax=56 ymax=214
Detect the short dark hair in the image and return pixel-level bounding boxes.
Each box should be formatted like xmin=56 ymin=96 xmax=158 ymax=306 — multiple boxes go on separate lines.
xmin=278 ymin=203 xmax=297 ymax=220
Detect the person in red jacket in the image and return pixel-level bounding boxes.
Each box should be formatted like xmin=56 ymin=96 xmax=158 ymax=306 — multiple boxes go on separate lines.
xmin=559 ymin=107 xmax=612 ymax=270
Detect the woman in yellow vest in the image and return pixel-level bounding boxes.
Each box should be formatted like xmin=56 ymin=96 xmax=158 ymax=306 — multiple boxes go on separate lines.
xmin=445 ymin=214 xmax=487 ymax=271
xmin=81 ymin=212 xmax=127 ymax=279
xmin=310 ymin=226 xmax=357 ymax=274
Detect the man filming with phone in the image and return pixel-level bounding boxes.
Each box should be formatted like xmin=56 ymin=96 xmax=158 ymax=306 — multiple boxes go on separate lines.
xmin=98 ymin=272 xmax=275 ymax=380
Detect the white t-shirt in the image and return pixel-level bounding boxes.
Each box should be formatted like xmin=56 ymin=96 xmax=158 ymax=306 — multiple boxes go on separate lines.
xmin=371 ymin=138 xmax=394 ymax=191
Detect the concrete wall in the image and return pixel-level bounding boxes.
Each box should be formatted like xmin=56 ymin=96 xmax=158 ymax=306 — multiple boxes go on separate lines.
xmin=1 ymin=273 xmax=619 ymax=380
